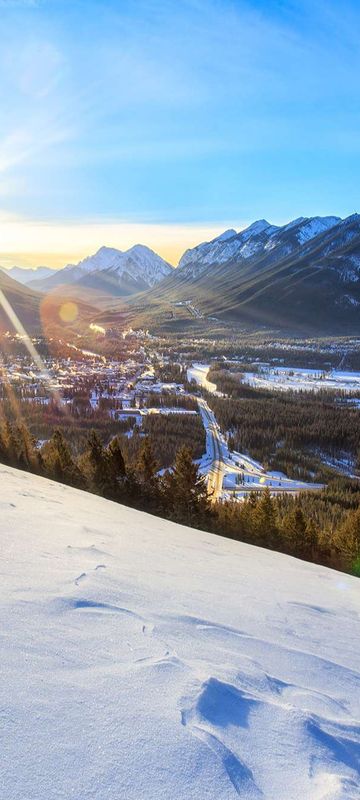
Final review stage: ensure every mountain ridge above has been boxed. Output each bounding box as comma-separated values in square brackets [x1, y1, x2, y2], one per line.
[138, 213, 360, 332]
[30, 244, 174, 295]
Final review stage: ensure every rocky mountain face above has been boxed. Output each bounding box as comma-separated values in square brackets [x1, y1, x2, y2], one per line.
[147, 214, 360, 332]
[177, 216, 341, 276]
[5, 214, 360, 333]
[29, 245, 174, 296]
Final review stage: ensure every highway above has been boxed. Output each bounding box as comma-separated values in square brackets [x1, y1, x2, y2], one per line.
[198, 398, 324, 502]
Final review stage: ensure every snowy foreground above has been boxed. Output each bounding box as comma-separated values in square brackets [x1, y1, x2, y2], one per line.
[1, 466, 360, 800]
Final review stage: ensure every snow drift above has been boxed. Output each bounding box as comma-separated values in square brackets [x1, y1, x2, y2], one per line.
[1, 465, 359, 799]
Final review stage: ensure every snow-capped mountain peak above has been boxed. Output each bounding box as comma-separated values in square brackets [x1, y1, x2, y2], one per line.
[294, 216, 341, 244]
[46, 244, 174, 290]
[242, 219, 273, 236]
[106, 244, 173, 286]
[216, 228, 237, 241]
[178, 219, 278, 274]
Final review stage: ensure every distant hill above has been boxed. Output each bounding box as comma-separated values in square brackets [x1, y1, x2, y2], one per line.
[0, 270, 42, 333]
[0, 270, 97, 336]
[1, 265, 56, 285]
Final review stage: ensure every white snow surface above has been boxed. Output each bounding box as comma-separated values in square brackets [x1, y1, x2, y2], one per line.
[242, 366, 360, 394]
[1, 465, 360, 800]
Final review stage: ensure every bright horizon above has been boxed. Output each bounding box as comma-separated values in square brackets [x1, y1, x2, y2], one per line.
[0, 217, 250, 269]
[1, 0, 360, 268]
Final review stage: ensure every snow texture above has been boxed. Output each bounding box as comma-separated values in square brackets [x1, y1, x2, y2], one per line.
[1, 465, 359, 800]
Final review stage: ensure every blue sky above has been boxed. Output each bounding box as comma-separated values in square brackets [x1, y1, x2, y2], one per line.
[0, 0, 359, 266]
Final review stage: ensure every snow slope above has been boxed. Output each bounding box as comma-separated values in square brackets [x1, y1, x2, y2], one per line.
[1, 465, 359, 800]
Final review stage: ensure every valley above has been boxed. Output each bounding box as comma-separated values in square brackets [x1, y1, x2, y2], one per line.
[1, 214, 360, 577]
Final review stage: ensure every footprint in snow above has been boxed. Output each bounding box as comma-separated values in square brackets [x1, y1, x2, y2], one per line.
[75, 572, 87, 586]
[74, 564, 106, 585]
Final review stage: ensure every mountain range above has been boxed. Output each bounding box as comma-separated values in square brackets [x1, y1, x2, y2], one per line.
[144, 213, 360, 332]
[1, 213, 360, 334]
[28, 244, 174, 296]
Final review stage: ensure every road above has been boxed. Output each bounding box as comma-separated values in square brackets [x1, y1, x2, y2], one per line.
[198, 398, 324, 502]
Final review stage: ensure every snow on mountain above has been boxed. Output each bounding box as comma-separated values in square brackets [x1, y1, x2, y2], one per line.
[106, 244, 174, 286]
[1, 265, 56, 284]
[60, 246, 124, 281]
[1, 465, 359, 800]
[178, 220, 278, 275]
[293, 216, 341, 244]
[262, 216, 341, 256]
[48, 245, 173, 289]
[216, 228, 237, 241]
[177, 217, 342, 277]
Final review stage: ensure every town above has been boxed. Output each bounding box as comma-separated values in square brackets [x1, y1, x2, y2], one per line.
[3, 329, 357, 501]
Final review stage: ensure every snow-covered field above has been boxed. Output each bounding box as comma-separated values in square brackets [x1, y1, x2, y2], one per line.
[242, 367, 360, 393]
[1, 466, 360, 799]
[187, 363, 221, 395]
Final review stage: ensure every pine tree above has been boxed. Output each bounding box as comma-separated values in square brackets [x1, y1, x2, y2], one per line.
[42, 430, 84, 487]
[106, 436, 128, 501]
[17, 424, 41, 472]
[80, 431, 115, 497]
[254, 489, 280, 549]
[107, 436, 126, 479]
[163, 445, 210, 527]
[3, 421, 20, 467]
[282, 505, 307, 557]
[333, 506, 360, 573]
[136, 437, 158, 484]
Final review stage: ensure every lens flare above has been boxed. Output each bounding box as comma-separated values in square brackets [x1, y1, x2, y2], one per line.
[59, 301, 78, 323]
[0, 289, 66, 411]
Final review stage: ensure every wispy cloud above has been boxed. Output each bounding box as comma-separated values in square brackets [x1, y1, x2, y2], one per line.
[0, 0, 359, 237]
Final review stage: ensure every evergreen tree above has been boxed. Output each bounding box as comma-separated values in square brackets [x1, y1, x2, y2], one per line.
[134, 437, 161, 511]
[254, 489, 280, 549]
[333, 506, 360, 572]
[163, 444, 210, 527]
[80, 430, 115, 497]
[107, 436, 126, 479]
[282, 505, 307, 557]
[136, 437, 158, 484]
[17, 424, 41, 472]
[3, 421, 21, 467]
[42, 430, 84, 487]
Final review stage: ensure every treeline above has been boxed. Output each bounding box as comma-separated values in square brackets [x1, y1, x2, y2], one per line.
[2, 399, 128, 457]
[145, 392, 198, 410]
[0, 419, 359, 575]
[213, 488, 360, 575]
[118, 413, 205, 469]
[206, 368, 360, 478]
[0, 419, 210, 526]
